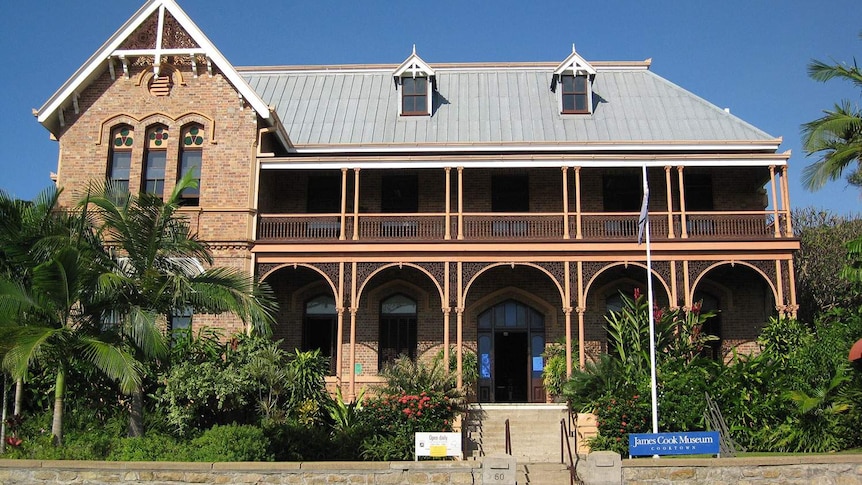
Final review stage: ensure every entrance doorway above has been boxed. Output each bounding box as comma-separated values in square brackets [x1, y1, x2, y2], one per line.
[494, 331, 528, 402]
[477, 300, 545, 403]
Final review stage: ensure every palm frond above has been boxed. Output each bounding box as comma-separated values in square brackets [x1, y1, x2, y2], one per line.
[1, 326, 63, 379]
[78, 336, 144, 394]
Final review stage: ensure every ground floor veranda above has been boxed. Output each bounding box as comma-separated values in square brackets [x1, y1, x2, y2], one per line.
[256, 255, 797, 403]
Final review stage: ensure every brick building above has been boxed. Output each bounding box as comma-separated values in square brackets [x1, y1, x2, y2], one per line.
[37, 0, 798, 403]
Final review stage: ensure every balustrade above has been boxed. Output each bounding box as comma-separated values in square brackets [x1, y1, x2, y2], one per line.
[257, 211, 786, 243]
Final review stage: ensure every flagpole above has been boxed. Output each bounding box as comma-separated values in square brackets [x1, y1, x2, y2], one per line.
[640, 165, 659, 435]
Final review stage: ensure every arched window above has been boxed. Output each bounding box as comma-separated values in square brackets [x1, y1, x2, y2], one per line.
[304, 294, 338, 374]
[178, 124, 204, 205]
[143, 125, 169, 197]
[379, 294, 417, 369]
[108, 125, 134, 193]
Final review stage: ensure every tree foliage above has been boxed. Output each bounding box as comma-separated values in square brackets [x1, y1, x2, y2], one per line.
[792, 208, 862, 322]
[801, 36, 862, 191]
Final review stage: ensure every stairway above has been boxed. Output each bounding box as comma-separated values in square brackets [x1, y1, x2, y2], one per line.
[464, 403, 574, 483]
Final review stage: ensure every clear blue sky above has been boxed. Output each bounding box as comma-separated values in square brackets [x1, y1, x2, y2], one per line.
[1, 0, 859, 214]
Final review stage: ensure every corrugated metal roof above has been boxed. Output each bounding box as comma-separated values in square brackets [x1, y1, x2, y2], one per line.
[241, 66, 775, 146]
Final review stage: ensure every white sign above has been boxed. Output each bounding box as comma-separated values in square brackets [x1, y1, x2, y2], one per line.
[414, 432, 462, 460]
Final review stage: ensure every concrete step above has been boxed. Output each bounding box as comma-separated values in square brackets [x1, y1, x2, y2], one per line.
[518, 462, 572, 485]
[465, 403, 571, 463]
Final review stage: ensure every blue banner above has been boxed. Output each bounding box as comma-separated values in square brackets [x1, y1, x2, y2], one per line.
[628, 431, 720, 457]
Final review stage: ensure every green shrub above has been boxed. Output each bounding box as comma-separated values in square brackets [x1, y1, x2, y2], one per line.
[590, 392, 651, 455]
[107, 433, 186, 461]
[262, 420, 335, 461]
[188, 424, 272, 462]
[542, 339, 571, 400]
[360, 433, 413, 461]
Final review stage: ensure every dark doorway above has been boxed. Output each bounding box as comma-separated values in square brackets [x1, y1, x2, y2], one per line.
[494, 331, 528, 402]
[303, 295, 338, 375]
[477, 299, 545, 403]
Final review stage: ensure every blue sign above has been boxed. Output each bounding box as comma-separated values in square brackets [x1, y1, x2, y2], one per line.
[628, 431, 720, 457]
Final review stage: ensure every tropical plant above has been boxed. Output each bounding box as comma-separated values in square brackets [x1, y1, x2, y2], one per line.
[792, 208, 862, 321]
[800, 40, 862, 191]
[542, 338, 572, 400]
[83, 173, 277, 436]
[0, 242, 142, 445]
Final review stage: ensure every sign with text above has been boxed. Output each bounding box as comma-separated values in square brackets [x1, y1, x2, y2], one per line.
[628, 431, 720, 457]
[415, 432, 462, 460]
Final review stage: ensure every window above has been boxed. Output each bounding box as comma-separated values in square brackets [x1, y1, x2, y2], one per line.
[178, 124, 204, 205]
[401, 77, 428, 115]
[561, 74, 589, 114]
[381, 174, 418, 213]
[693, 292, 722, 361]
[143, 125, 168, 197]
[379, 294, 417, 369]
[304, 295, 338, 374]
[108, 126, 133, 193]
[307, 175, 341, 213]
[684, 174, 714, 211]
[602, 174, 641, 212]
[169, 307, 193, 343]
[393, 48, 435, 117]
[552, 48, 596, 115]
[492, 175, 529, 212]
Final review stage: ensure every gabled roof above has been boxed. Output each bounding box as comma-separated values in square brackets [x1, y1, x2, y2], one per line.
[36, 0, 289, 147]
[240, 62, 779, 148]
[553, 46, 597, 77]
[392, 46, 436, 79]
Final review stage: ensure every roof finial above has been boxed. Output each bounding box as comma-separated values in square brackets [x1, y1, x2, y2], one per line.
[572, 43, 576, 53]
[412, 44, 417, 55]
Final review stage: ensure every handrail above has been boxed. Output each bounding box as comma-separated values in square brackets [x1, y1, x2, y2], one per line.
[560, 418, 580, 485]
[504, 418, 512, 456]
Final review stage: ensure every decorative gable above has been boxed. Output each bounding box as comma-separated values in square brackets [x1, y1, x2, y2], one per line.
[37, 0, 290, 149]
[551, 45, 597, 115]
[392, 46, 436, 116]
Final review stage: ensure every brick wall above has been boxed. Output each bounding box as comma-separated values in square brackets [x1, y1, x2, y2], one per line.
[55, 63, 259, 336]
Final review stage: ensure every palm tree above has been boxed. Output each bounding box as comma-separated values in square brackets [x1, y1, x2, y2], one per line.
[800, 49, 862, 191]
[0, 213, 142, 445]
[85, 173, 277, 436]
[0, 187, 87, 435]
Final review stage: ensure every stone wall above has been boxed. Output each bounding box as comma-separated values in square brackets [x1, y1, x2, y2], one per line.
[0, 460, 478, 484]
[621, 455, 862, 484]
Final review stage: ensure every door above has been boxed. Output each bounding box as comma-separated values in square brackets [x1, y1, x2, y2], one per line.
[477, 300, 545, 403]
[494, 331, 528, 402]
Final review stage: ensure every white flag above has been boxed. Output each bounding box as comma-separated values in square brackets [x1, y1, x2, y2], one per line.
[637, 167, 649, 245]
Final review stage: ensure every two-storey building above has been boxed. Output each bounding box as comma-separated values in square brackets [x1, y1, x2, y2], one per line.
[36, 0, 798, 403]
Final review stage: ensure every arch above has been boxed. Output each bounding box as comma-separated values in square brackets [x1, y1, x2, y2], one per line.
[134, 64, 187, 88]
[463, 262, 565, 309]
[98, 114, 140, 145]
[583, 262, 671, 305]
[290, 280, 338, 313]
[260, 263, 338, 303]
[97, 112, 216, 145]
[356, 263, 444, 309]
[176, 112, 216, 144]
[139, 113, 177, 130]
[366, 279, 432, 313]
[690, 261, 778, 308]
[691, 278, 734, 311]
[470, 286, 558, 328]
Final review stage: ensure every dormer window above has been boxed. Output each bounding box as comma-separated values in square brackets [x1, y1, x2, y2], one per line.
[561, 74, 589, 114]
[393, 46, 435, 117]
[552, 46, 597, 115]
[401, 77, 428, 115]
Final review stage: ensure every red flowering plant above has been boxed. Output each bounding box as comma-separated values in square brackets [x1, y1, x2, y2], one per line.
[364, 390, 457, 437]
[358, 356, 466, 460]
[590, 392, 651, 455]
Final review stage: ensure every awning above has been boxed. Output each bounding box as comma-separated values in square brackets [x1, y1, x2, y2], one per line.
[850, 338, 862, 362]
